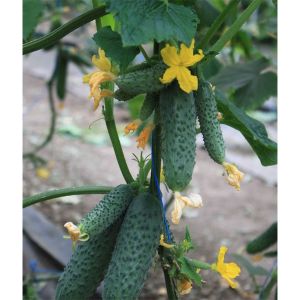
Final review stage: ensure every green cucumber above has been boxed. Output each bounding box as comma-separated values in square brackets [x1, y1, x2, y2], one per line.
[56, 51, 69, 100]
[55, 219, 122, 300]
[160, 83, 197, 191]
[79, 184, 135, 237]
[140, 93, 157, 121]
[115, 63, 166, 96]
[195, 68, 225, 164]
[113, 89, 136, 102]
[103, 192, 163, 300]
[246, 222, 277, 254]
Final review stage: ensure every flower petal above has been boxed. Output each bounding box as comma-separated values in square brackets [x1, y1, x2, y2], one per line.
[225, 263, 241, 278]
[180, 193, 203, 208]
[160, 66, 178, 84]
[176, 66, 198, 93]
[92, 49, 111, 72]
[223, 276, 239, 289]
[179, 39, 203, 67]
[217, 246, 227, 268]
[171, 193, 185, 224]
[160, 44, 181, 67]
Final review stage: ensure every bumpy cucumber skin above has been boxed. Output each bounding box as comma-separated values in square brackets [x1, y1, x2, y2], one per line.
[115, 63, 166, 95]
[160, 83, 197, 191]
[79, 184, 135, 237]
[56, 52, 68, 100]
[195, 80, 225, 164]
[246, 222, 277, 254]
[140, 93, 157, 121]
[114, 89, 136, 102]
[103, 193, 163, 300]
[55, 219, 122, 300]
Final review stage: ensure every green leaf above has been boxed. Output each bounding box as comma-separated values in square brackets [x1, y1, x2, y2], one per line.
[108, 0, 199, 46]
[178, 256, 202, 285]
[184, 226, 192, 244]
[127, 94, 145, 120]
[231, 254, 269, 276]
[259, 269, 277, 300]
[210, 58, 269, 90]
[23, 0, 43, 41]
[234, 72, 277, 110]
[216, 91, 277, 166]
[194, 0, 219, 29]
[202, 58, 223, 79]
[93, 27, 140, 71]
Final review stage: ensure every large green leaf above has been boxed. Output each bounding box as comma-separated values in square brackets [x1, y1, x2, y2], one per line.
[216, 91, 277, 166]
[194, 0, 219, 29]
[234, 72, 277, 110]
[210, 58, 269, 90]
[23, 0, 43, 41]
[93, 27, 140, 71]
[107, 0, 199, 46]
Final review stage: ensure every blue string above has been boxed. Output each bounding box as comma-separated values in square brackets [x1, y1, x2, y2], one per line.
[151, 133, 172, 242]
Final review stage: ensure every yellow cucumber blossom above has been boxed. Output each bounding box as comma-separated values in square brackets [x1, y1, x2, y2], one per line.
[136, 123, 155, 149]
[83, 49, 115, 111]
[177, 278, 193, 295]
[171, 192, 203, 225]
[222, 162, 244, 191]
[64, 222, 81, 242]
[159, 234, 174, 249]
[211, 246, 241, 289]
[124, 119, 142, 135]
[160, 39, 204, 93]
[36, 166, 50, 180]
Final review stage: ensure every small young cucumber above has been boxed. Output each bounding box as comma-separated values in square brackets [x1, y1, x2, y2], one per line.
[79, 184, 135, 238]
[115, 63, 166, 96]
[160, 83, 197, 191]
[56, 51, 69, 100]
[195, 75, 225, 164]
[246, 222, 277, 254]
[55, 218, 122, 300]
[103, 192, 163, 300]
[139, 93, 157, 121]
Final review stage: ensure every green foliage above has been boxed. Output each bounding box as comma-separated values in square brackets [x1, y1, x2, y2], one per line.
[127, 94, 145, 120]
[193, 0, 219, 29]
[103, 192, 162, 300]
[160, 83, 196, 191]
[140, 93, 157, 121]
[210, 58, 277, 110]
[177, 256, 202, 285]
[23, 0, 43, 41]
[107, 0, 199, 46]
[93, 27, 140, 71]
[55, 219, 122, 300]
[195, 76, 225, 164]
[216, 91, 277, 166]
[231, 254, 269, 276]
[246, 222, 277, 254]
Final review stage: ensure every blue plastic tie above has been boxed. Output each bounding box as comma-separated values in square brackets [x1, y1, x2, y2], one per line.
[151, 133, 172, 242]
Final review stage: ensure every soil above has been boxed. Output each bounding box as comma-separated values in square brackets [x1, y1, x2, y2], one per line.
[23, 47, 277, 299]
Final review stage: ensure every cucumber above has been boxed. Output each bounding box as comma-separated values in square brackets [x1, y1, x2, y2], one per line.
[160, 83, 196, 191]
[56, 51, 69, 100]
[103, 192, 163, 300]
[195, 71, 225, 164]
[79, 184, 135, 238]
[246, 222, 277, 254]
[113, 89, 136, 102]
[115, 63, 166, 96]
[55, 219, 122, 300]
[140, 93, 157, 121]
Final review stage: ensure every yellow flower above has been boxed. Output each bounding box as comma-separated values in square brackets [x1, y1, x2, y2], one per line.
[222, 162, 244, 191]
[136, 123, 155, 149]
[177, 278, 193, 295]
[211, 246, 241, 289]
[160, 39, 204, 93]
[64, 222, 81, 242]
[171, 192, 203, 225]
[124, 119, 142, 135]
[83, 49, 115, 111]
[159, 234, 174, 249]
[36, 167, 50, 180]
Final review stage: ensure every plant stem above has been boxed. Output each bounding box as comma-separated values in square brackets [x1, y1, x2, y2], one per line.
[23, 6, 106, 54]
[200, 0, 240, 49]
[210, 0, 263, 53]
[92, 1, 134, 184]
[23, 185, 113, 208]
[23, 62, 58, 159]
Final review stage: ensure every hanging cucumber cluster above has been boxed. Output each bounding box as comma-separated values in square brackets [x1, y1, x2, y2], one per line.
[114, 61, 227, 193]
[56, 184, 163, 300]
